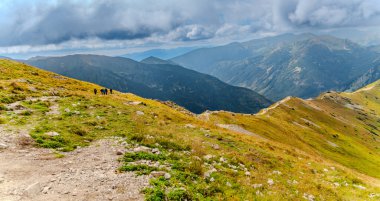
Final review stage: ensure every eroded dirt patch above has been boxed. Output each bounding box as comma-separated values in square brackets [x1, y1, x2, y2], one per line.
[0, 138, 149, 201]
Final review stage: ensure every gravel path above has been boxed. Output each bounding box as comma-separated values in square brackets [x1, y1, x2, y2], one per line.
[0, 136, 149, 201]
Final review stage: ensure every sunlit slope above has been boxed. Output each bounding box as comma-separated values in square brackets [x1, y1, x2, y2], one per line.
[1, 59, 379, 200]
[207, 81, 380, 179]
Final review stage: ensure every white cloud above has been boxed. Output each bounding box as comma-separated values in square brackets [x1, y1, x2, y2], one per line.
[1, 0, 380, 57]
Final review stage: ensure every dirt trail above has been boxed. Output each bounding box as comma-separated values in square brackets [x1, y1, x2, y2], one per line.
[257, 96, 291, 115]
[216, 124, 265, 139]
[0, 96, 149, 201]
[0, 137, 149, 201]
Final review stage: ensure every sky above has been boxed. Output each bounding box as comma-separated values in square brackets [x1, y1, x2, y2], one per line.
[1, 0, 380, 59]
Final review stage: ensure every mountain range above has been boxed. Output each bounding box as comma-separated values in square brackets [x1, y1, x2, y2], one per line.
[121, 47, 199, 61]
[7, 33, 380, 113]
[25, 55, 271, 114]
[172, 33, 380, 101]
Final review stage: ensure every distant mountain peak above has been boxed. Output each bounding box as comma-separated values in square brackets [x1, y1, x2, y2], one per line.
[141, 56, 178, 65]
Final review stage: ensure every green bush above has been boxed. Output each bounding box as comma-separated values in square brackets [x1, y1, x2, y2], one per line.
[70, 126, 88, 136]
[119, 164, 158, 175]
[158, 140, 190, 151]
[0, 94, 26, 104]
[145, 187, 165, 201]
[130, 133, 145, 142]
[124, 152, 166, 162]
[41, 140, 63, 149]
[167, 188, 191, 201]
[0, 104, 7, 110]
[20, 110, 32, 116]
[186, 159, 203, 176]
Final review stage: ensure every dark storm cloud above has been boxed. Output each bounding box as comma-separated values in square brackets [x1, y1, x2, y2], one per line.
[0, 0, 380, 50]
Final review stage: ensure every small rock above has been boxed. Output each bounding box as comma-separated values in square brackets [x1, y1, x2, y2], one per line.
[267, 179, 274, 186]
[25, 182, 41, 196]
[125, 101, 142, 106]
[226, 182, 232, 187]
[64, 108, 71, 113]
[0, 142, 8, 149]
[369, 193, 379, 198]
[133, 146, 150, 152]
[28, 87, 37, 92]
[42, 186, 50, 194]
[185, 124, 196, 128]
[245, 171, 251, 176]
[203, 154, 214, 160]
[323, 168, 329, 172]
[303, 193, 315, 201]
[212, 144, 220, 150]
[45, 131, 60, 137]
[204, 168, 217, 178]
[151, 171, 166, 177]
[219, 157, 227, 163]
[287, 180, 298, 185]
[272, 170, 282, 175]
[333, 182, 340, 187]
[353, 184, 366, 190]
[116, 150, 123, 155]
[152, 148, 160, 154]
[164, 173, 171, 180]
[253, 184, 263, 189]
[210, 177, 215, 182]
[256, 190, 263, 196]
[136, 111, 144, 115]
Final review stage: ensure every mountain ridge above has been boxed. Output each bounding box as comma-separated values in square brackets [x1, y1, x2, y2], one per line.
[25, 54, 272, 114]
[172, 33, 380, 101]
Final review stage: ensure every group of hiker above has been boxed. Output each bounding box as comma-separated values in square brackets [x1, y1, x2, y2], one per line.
[94, 88, 113, 95]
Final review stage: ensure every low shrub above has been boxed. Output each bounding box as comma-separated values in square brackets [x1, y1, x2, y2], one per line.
[124, 151, 166, 162]
[158, 140, 191, 151]
[119, 164, 158, 175]
[70, 126, 88, 136]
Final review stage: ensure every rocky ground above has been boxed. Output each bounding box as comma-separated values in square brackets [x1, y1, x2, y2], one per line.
[0, 131, 149, 201]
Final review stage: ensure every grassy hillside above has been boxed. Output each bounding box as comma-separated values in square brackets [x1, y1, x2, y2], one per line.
[0, 59, 379, 200]
[206, 82, 380, 179]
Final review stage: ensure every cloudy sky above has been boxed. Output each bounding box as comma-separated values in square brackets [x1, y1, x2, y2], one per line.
[1, 0, 380, 59]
